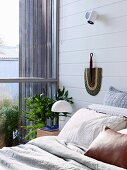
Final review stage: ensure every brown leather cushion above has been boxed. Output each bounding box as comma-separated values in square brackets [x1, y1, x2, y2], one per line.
[85, 126, 127, 169]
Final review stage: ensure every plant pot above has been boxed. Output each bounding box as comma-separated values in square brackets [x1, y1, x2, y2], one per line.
[45, 116, 59, 130]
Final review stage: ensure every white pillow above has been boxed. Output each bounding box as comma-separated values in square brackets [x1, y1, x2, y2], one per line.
[58, 108, 127, 149]
[88, 104, 127, 117]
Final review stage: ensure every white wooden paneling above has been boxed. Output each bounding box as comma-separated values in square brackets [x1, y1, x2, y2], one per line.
[60, 0, 125, 18]
[59, 75, 84, 88]
[59, 64, 86, 76]
[59, 0, 127, 111]
[74, 100, 92, 110]
[60, 47, 127, 64]
[59, 76, 127, 91]
[60, 0, 127, 29]
[60, 16, 127, 41]
[60, 62, 127, 77]
[60, 0, 80, 7]
[102, 77, 127, 91]
[60, 31, 127, 52]
[66, 87, 106, 103]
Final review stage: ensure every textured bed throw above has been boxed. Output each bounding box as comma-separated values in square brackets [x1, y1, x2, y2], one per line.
[0, 136, 125, 170]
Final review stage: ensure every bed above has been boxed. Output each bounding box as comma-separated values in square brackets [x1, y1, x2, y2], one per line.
[0, 86, 127, 170]
[0, 106, 127, 170]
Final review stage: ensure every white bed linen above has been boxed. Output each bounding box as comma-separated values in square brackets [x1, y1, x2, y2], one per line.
[0, 136, 125, 170]
[58, 108, 127, 149]
[88, 104, 127, 117]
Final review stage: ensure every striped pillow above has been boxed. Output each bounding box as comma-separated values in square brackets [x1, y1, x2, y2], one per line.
[103, 86, 127, 108]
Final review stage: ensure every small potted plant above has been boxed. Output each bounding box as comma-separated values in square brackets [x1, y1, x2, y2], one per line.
[52, 87, 74, 129]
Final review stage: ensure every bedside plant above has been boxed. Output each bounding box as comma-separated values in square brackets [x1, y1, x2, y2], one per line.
[55, 87, 73, 104]
[46, 87, 74, 129]
[22, 87, 74, 140]
[55, 87, 73, 117]
[22, 95, 55, 140]
[51, 100, 73, 130]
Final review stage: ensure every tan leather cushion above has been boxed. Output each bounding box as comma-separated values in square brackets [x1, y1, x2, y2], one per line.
[85, 126, 127, 169]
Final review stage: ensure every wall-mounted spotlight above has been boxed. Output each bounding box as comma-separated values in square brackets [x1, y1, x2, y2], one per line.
[85, 11, 98, 25]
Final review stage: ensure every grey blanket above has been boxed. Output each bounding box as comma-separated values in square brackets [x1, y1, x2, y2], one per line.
[0, 136, 125, 170]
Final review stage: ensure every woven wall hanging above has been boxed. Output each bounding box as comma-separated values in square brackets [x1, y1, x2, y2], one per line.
[84, 53, 102, 96]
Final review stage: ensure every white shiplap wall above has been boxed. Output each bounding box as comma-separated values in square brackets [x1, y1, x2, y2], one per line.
[59, 0, 127, 111]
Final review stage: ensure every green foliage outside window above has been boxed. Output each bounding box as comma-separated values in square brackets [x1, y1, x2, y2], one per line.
[0, 99, 19, 146]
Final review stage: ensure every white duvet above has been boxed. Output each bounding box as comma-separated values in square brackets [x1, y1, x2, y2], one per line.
[0, 136, 125, 170]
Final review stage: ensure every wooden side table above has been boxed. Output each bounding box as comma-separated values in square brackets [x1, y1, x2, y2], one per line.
[37, 129, 60, 138]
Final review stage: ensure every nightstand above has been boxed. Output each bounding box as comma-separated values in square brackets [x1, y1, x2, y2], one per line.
[37, 129, 60, 137]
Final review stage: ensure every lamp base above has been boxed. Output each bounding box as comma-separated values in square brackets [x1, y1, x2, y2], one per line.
[59, 116, 67, 130]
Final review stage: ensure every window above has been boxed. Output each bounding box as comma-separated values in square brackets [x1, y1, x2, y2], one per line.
[0, 0, 19, 108]
[0, 0, 59, 138]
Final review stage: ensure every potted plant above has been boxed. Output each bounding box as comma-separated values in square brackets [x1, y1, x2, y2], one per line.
[22, 87, 73, 140]
[45, 87, 74, 130]
[22, 95, 55, 140]
[52, 87, 74, 129]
